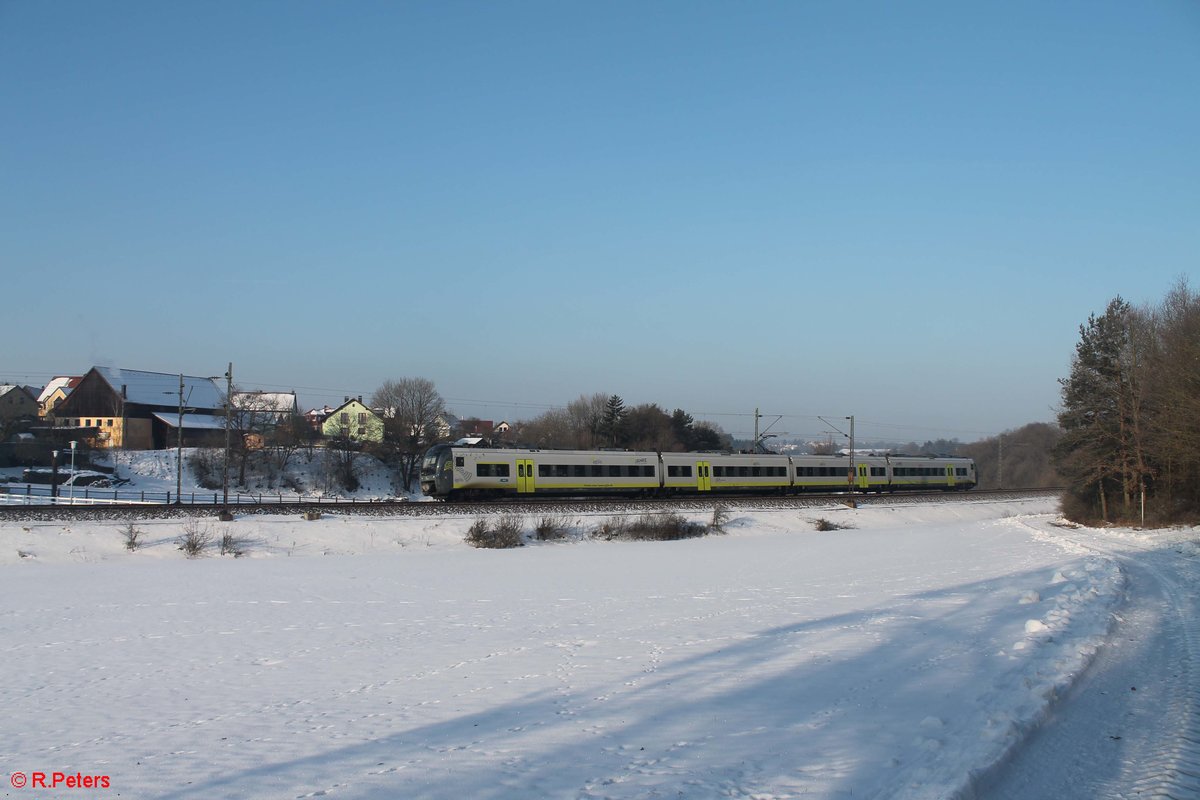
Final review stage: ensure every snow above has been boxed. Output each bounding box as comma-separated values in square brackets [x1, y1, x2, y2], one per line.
[92, 367, 225, 410]
[2, 448, 412, 503]
[3, 496, 1187, 799]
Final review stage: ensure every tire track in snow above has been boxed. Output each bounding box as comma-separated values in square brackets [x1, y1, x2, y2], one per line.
[980, 520, 1200, 800]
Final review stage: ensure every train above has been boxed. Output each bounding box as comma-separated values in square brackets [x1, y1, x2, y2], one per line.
[419, 444, 977, 500]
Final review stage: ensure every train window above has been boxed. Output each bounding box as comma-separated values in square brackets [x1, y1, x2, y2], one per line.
[456, 457, 464, 467]
[713, 466, 725, 477]
[477, 463, 511, 478]
[555, 464, 570, 477]
[538, 465, 550, 477]
[681, 465, 692, 477]
[574, 465, 587, 477]
[871, 467, 885, 477]
[590, 465, 603, 477]
[608, 465, 621, 477]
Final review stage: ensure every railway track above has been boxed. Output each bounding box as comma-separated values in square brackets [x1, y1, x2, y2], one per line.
[0, 488, 1061, 522]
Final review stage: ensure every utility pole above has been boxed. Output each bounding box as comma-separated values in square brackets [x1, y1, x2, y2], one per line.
[222, 362, 233, 520]
[752, 408, 783, 453]
[818, 414, 855, 492]
[848, 415, 855, 491]
[998, 434, 1003, 490]
[68, 440, 77, 504]
[176, 373, 184, 504]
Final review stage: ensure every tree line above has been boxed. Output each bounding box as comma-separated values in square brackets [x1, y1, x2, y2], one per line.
[330, 385, 734, 493]
[225, 282, 1200, 513]
[1054, 279, 1200, 524]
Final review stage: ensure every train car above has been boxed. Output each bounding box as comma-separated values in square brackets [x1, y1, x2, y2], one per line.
[885, 455, 976, 491]
[659, 452, 791, 494]
[419, 445, 660, 500]
[420, 444, 978, 500]
[792, 454, 863, 492]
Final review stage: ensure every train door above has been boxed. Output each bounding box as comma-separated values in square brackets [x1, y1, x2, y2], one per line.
[945, 465, 956, 488]
[696, 461, 711, 492]
[516, 459, 536, 494]
[857, 463, 870, 490]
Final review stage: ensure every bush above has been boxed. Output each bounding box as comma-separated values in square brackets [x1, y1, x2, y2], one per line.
[709, 505, 731, 534]
[187, 449, 224, 491]
[122, 521, 143, 551]
[534, 516, 572, 541]
[178, 518, 213, 557]
[595, 513, 705, 541]
[219, 530, 249, 557]
[465, 516, 525, 549]
[812, 517, 852, 532]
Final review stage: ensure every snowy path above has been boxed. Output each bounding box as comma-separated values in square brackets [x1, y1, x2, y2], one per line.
[978, 520, 1200, 800]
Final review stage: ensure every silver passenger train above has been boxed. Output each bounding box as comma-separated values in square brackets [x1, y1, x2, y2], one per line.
[419, 445, 976, 500]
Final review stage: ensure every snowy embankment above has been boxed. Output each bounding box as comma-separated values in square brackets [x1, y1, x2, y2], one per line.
[0, 446, 409, 503]
[1, 498, 1126, 799]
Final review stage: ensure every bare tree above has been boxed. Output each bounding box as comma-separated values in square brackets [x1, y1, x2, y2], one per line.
[566, 393, 609, 448]
[322, 417, 360, 493]
[371, 378, 446, 492]
[1142, 278, 1200, 516]
[512, 408, 574, 449]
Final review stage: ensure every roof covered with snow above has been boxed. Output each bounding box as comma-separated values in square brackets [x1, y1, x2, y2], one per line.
[37, 376, 81, 404]
[93, 367, 225, 410]
[232, 391, 298, 413]
[1, 384, 35, 400]
[150, 412, 230, 430]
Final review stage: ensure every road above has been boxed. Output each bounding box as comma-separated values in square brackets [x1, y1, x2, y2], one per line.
[978, 519, 1200, 799]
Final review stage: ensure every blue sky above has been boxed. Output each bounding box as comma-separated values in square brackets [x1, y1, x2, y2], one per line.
[3, 1, 1197, 443]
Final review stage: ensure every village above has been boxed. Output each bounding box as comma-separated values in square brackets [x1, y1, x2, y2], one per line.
[0, 366, 513, 499]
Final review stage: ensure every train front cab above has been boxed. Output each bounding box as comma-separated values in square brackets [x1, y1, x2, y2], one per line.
[419, 444, 455, 498]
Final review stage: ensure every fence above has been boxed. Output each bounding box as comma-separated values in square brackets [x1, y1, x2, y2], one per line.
[0, 484, 385, 507]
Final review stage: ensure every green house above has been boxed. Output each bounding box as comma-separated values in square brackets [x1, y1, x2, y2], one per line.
[321, 396, 384, 443]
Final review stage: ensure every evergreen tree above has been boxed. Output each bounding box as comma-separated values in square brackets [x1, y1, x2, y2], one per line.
[600, 394, 626, 447]
[670, 408, 696, 450]
[1054, 297, 1147, 521]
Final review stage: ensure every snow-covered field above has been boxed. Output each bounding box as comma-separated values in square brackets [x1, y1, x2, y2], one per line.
[6, 496, 1192, 799]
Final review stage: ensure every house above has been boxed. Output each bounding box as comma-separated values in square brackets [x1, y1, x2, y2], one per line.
[458, 418, 495, 437]
[321, 396, 384, 444]
[305, 405, 335, 432]
[37, 376, 82, 417]
[432, 413, 459, 440]
[231, 390, 300, 428]
[494, 421, 512, 434]
[0, 384, 39, 424]
[52, 367, 226, 449]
